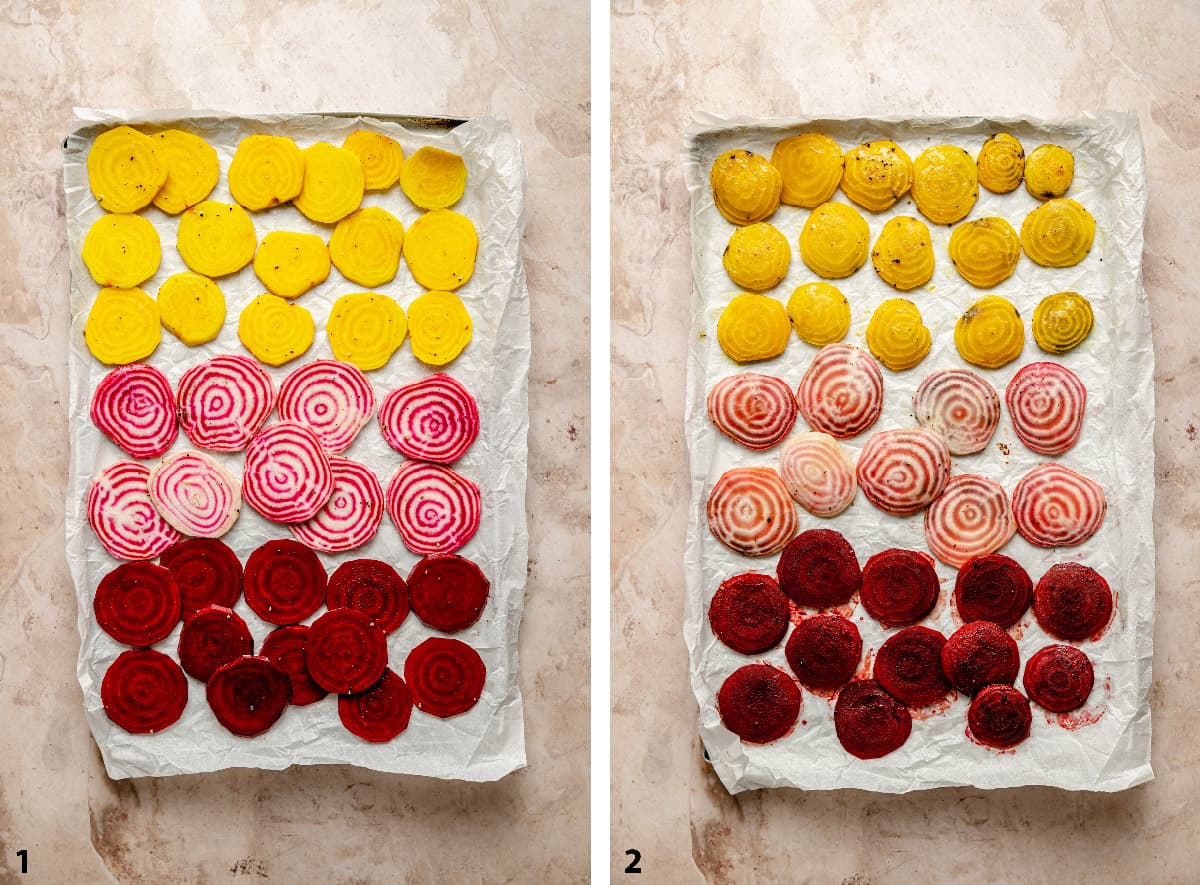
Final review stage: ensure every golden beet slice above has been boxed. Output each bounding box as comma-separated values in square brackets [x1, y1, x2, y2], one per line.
[87, 125, 167, 213]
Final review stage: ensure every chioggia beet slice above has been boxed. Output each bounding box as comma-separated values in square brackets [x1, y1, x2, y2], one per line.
[90, 363, 178, 459]
[705, 372, 797, 451]
[378, 373, 480, 464]
[88, 460, 182, 560]
[912, 368, 999, 456]
[176, 354, 275, 452]
[147, 450, 241, 538]
[856, 428, 951, 516]
[705, 467, 798, 557]
[386, 461, 482, 555]
[1011, 463, 1106, 547]
[242, 421, 334, 523]
[795, 344, 884, 439]
[277, 359, 376, 454]
[923, 474, 1014, 568]
[288, 457, 384, 554]
[1005, 361, 1087, 455]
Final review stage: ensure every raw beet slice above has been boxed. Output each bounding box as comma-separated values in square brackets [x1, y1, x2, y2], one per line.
[288, 457, 384, 554]
[784, 614, 862, 690]
[327, 558, 410, 634]
[339, 668, 414, 742]
[407, 554, 490, 634]
[776, 528, 862, 608]
[705, 372, 797, 451]
[147, 450, 242, 538]
[795, 344, 884, 439]
[277, 359, 376, 454]
[176, 354, 275, 452]
[874, 626, 952, 707]
[159, 538, 243, 617]
[94, 562, 182, 647]
[833, 678, 912, 759]
[715, 663, 801, 744]
[305, 609, 389, 694]
[954, 554, 1032, 629]
[242, 421, 334, 523]
[855, 428, 951, 516]
[177, 604, 254, 681]
[243, 539, 328, 625]
[101, 649, 188, 734]
[90, 363, 178, 459]
[259, 625, 328, 706]
[706, 467, 799, 557]
[941, 621, 1020, 695]
[378, 373, 480, 464]
[386, 461, 482, 556]
[860, 548, 939, 627]
[1033, 563, 1113, 641]
[1023, 644, 1095, 712]
[404, 637, 486, 718]
[207, 655, 292, 737]
[707, 572, 789, 655]
[87, 460, 182, 560]
[967, 684, 1032, 749]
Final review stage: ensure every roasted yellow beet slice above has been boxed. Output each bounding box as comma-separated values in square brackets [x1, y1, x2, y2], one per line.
[407, 290, 473, 367]
[81, 213, 161, 288]
[227, 135, 305, 210]
[87, 126, 167, 214]
[1032, 291, 1094, 354]
[342, 130, 404, 191]
[1024, 144, 1074, 200]
[403, 209, 478, 290]
[157, 272, 226, 346]
[955, 295, 1024, 369]
[716, 293, 790, 363]
[401, 146, 468, 210]
[151, 129, 219, 214]
[841, 140, 912, 212]
[871, 216, 935, 290]
[722, 222, 790, 291]
[912, 145, 978, 225]
[293, 142, 365, 224]
[799, 202, 870, 279]
[786, 282, 850, 346]
[866, 298, 931, 371]
[771, 133, 844, 208]
[237, 293, 314, 366]
[176, 200, 256, 278]
[709, 149, 782, 225]
[326, 292, 408, 371]
[947, 217, 1021, 288]
[84, 287, 161, 365]
[329, 207, 405, 288]
[1020, 198, 1095, 268]
[252, 231, 331, 299]
[977, 133, 1025, 194]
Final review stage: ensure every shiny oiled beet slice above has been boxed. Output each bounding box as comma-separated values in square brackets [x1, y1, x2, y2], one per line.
[101, 649, 188, 734]
[243, 539, 328, 625]
[1023, 644, 1095, 713]
[967, 684, 1032, 749]
[776, 529, 862, 608]
[859, 548, 939, 627]
[327, 559, 410, 634]
[954, 554, 1033, 629]
[407, 554, 490, 634]
[259, 625, 328, 706]
[941, 621, 1020, 696]
[339, 668, 414, 742]
[785, 614, 861, 690]
[707, 573, 789, 655]
[94, 562, 182, 647]
[874, 626, 952, 707]
[404, 637, 486, 718]
[206, 655, 292, 737]
[1033, 563, 1113, 641]
[715, 663, 801, 744]
[834, 679, 912, 759]
[159, 538, 243, 617]
[305, 609, 389, 694]
[177, 604, 254, 682]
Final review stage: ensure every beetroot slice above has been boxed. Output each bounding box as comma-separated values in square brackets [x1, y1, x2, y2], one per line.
[941, 621, 1020, 696]
[860, 548, 939, 627]
[874, 626, 952, 707]
[715, 663, 801, 744]
[954, 554, 1032, 629]
[339, 668, 414, 742]
[243, 539, 328, 626]
[206, 655, 292, 737]
[967, 685, 1032, 749]
[259, 625, 328, 706]
[1033, 563, 1113, 641]
[327, 558, 410, 634]
[305, 609, 389, 694]
[707, 573, 789, 655]
[1023, 644, 1095, 713]
[785, 614, 862, 690]
[94, 562, 182, 647]
[404, 637, 486, 718]
[407, 554, 490, 634]
[159, 537, 243, 617]
[834, 679, 912, 759]
[101, 649, 188, 734]
[776, 528, 862, 608]
[177, 604, 254, 682]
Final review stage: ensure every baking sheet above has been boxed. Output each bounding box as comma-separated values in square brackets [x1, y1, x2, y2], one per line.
[683, 113, 1153, 794]
[64, 109, 529, 780]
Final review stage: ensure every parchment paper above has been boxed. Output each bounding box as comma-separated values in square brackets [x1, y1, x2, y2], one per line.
[683, 113, 1153, 794]
[64, 109, 529, 781]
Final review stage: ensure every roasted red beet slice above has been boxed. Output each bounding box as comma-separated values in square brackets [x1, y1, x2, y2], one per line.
[305, 609, 389, 694]
[206, 655, 292, 737]
[874, 626, 953, 707]
[159, 537, 243, 617]
[327, 559, 410, 634]
[1033, 563, 1113, 641]
[860, 548, 939, 627]
[941, 621, 1020, 695]
[259, 625, 328, 706]
[339, 668, 414, 742]
[101, 649, 188, 734]
[407, 554, 490, 634]
[954, 554, 1032, 629]
[967, 684, 1032, 749]
[94, 562, 182, 647]
[776, 528, 862, 608]
[834, 679, 912, 759]
[715, 663, 801, 744]
[708, 573, 789, 655]
[243, 539, 328, 626]
[177, 604, 254, 682]
[785, 614, 862, 690]
[1023, 644, 1095, 713]
[404, 637, 487, 718]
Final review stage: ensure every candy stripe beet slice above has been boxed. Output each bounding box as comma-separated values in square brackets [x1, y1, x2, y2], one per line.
[777, 432, 857, 517]
[874, 626, 952, 707]
[386, 461, 482, 556]
[954, 554, 1032, 629]
[707, 573, 789, 655]
[1033, 563, 1113, 641]
[90, 364, 178, 459]
[87, 460, 182, 560]
[101, 649, 188, 734]
[147, 450, 242, 538]
[277, 359, 376, 454]
[159, 538, 243, 617]
[716, 663, 801, 744]
[94, 562, 182, 647]
[404, 637, 486, 718]
[856, 428, 951, 516]
[242, 422, 335, 523]
[941, 621, 1020, 695]
[706, 467, 798, 557]
[339, 668, 414, 742]
[923, 475, 1015, 569]
[912, 368, 1000, 456]
[705, 372, 797, 451]
[1005, 361, 1087, 456]
[834, 679, 912, 759]
[795, 344, 884, 439]
[776, 529, 862, 608]
[176, 354, 275, 452]
[1011, 463, 1106, 548]
[207, 655, 292, 737]
[408, 554, 490, 634]
[306, 609, 389, 694]
[177, 604, 254, 681]
[1023, 644, 1095, 712]
[243, 539, 328, 625]
[967, 685, 1032, 749]
[378, 373, 480, 464]
[860, 549, 939, 627]
[785, 614, 862, 690]
[289, 457, 384, 554]
[259, 625, 327, 706]
[327, 559, 410, 634]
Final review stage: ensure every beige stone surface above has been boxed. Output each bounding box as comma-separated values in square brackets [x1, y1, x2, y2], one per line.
[612, 0, 1200, 881]
[0, 1, 589, 881]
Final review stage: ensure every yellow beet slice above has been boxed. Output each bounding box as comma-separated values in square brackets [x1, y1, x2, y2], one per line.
[293, 142, 364, 224]
[1024, 144, 1074, 200]
[151, 129, 219, 214]
[329, 207, 405, 288]
[871, 216, 935, 291]
[841, 140, 912, 212]
[799, 202, 870, 279]
[709, 149, 782, 225]
[786, 282, 850, 346]
[403, 209, 478, 291]
[84, 287, 161, 365]
[157, 272, 226, 346]
[401, 146, 467, 210]
[87, 126, 167, 214]
[912, 145, 978, 225]
[407, 290, 473, 367]
[955, 295, 1024, 369]
[252, 231, 331, 299]
[342, 130, 404, 191]
[1020, 198, 1095, 268]
[1032, 291, 1094, 354]
[227, 135, 305, 211]
[237, 293, 314, 367]
[176, 200, 257, 278]
[866, 298, 931, 371]
[977, 133, 1025, 194]
[722, 222, 790, 291]
[81, 213, 161, 288]
[771, 133, 844, 208]
[947, 217, 1020, 288]
[326, 292, 409, 371]
[716, 293, 790, 363]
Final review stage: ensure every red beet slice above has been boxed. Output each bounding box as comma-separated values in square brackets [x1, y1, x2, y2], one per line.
[707, 572, 789, 655]
[407, 554, 490, 634]
[259, 625, 328, 706]
[305, 609, 389, 694]
[94, 562, 182, 647]
[159, 538, 243, 617]
[339, 668, 414, 742]
[941, 621, 1020, 695]
[404, 637, 486, 718]
[1033, 563, 1113, 641]
[784, 614, 862, 690]
[243, 539, 327, 625]
[834, 678, 912, 759]
[967, 684, 1032, 749]
[206, 655, 292, 737]
[177, 604, 254, 682]
[101, 648, 188, 734]
[1023, 644, 1095, 712]
[860, 548, 939, 627]
[954, 554, 1033, 629]
[776, 528, 862, 608]
[715, 663, 801, 744]
[327, 559, 410, 634]
[874, 626, 952, 707]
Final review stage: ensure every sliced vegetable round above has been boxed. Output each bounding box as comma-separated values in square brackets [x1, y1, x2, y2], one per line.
[151, 129, 219, 214]
[796, 344, 884, 439]
[401, 147, 468, 210]
[923, 474, 1015, 569]
[84, 287, 161, 366]
[707, 572, 789, 655]
[227, 134, 305, 210]
[157, 272, 226, 347]
[243, 539, 328, 626]
[706, 467, 798, 557]
[87, 125, 167, 213]
[705, 373, 796, 451]
[954, 554, 1032, 629]
[716, 663, 801, 744]
[94, 562, 182, 647]
[860, 548, 939, 627]
[403, 210, 478, 291]
[1033, 563, 1113, 641]
[405, 637, 486, 718]
[176, 200, 257, 278]
[326, 292, 408, 372]
[874, 626, 952, 707]
[941, 621, 1020, 696]
[967, 685, 1031, 749]
[327, 558, 410, 634]
[778, 432, 857, 517]
[833, 678, 912, 759]
[82, 213, 161, 288]
[1023, 644, 1095, 712]
[101, 649, 187, 734]
[305, 608, 389, 695]
[277, 360, 376, 454]
[407, 553, 489, 634]
[293, 142, 365, 224]
[785, 614, 862, 691]
[856, 428, 951, 516]
[176, 355, 276, 453]
[207, 655, 292, 737]
[237, 293, 315, 367]
[87, 460, 182, 560]
[159, 538, 243, 617]
[1012, 463, 1107, 548]
[329, 207, 405, 288]
[776, 528, 862, 609]
[378, 373, 480, 463]
[339, 668, 414, 742]
[342, 130, 403, 191]
[259, 625, 328, 706]
[1005, 361, 1087, 456]
[386, 461, 482, 555]
[912, 368, 1000, 456]
[147, 451, 242, 538]
[177, 604, 254, 682]
[289, 457, 384, 554]
[242, 422, 334, 523]
[407, 290, 473, 366]
[90, 364, 178, 459]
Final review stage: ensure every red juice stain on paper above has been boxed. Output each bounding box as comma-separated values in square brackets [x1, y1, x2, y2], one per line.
[1050, 675, 1110, 731]
[911, 691, 957, 721]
